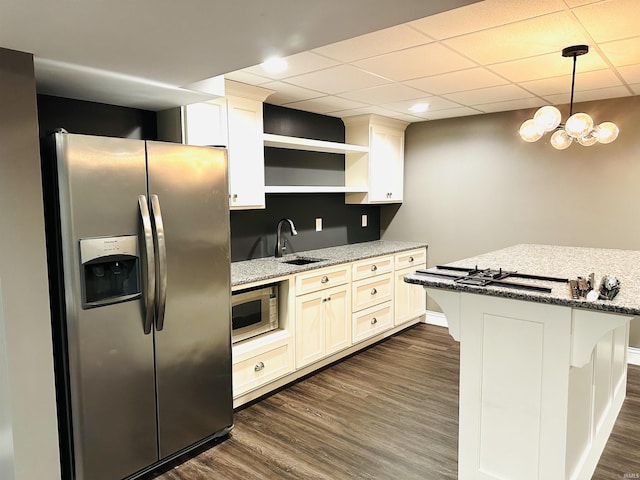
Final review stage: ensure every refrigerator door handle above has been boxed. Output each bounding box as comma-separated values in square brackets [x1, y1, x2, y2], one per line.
[138, 195, 156, 335]
[150, 194, 168, 331]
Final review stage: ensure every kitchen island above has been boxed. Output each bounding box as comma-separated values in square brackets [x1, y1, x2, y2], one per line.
[405, 244, 640, 480]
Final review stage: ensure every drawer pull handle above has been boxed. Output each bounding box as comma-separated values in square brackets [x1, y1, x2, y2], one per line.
[327, 296, 331, 302]
[409, 256, 414, 262]
[371, 317, 378, 325]
[321, 275, 329, 284]
[371, 288, 377, 295]
[254, 362, 265, 372]
[371, 265, 377, 272]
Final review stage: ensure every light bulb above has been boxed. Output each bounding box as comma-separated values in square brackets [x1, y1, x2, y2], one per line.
[261, 57, 288, 74]
[551, 129, 572, 150]
[565, 112, 594, 138]
[519, 119, 543, 142]
[577, 133, 598, 146]
[594, 122, 619, 144]
[533, 106, 561, 132]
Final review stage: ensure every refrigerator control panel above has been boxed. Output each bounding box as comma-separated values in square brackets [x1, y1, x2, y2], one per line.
[79, 235, 141, 309]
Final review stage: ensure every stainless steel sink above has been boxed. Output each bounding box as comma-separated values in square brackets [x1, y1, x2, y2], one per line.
[281, 257, 325, 265]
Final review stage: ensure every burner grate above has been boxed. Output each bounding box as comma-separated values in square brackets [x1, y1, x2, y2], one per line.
[415, 265, 568, 293]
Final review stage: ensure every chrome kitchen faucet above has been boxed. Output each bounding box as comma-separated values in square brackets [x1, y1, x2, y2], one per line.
[275, 218, 297, 257]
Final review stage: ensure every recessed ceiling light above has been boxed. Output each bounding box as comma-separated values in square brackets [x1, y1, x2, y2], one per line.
[261, 57, 288, 74]
[409, 103, 429, 113]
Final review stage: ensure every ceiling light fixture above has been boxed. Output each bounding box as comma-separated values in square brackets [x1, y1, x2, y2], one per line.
[409, 103, 429, 113]
[261, 57, 288, 74]
[518, 45, 619, 149]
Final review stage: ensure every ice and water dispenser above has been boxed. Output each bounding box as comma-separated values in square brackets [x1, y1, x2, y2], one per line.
[79, 235, 141, 308]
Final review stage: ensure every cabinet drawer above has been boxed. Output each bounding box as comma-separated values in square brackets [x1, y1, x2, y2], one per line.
[394, 248, 426, 270]
[352, 273, 393, 312]
[352, 255, 393, 281]
[295, 265, 350, 296]
[352, 301, 393, 344]
[232, 342, 292, 397]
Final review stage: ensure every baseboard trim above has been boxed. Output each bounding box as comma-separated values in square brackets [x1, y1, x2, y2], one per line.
[628, 347, 640, 366]
[423, 310, 448, 328]
[424, 310, 640, 366]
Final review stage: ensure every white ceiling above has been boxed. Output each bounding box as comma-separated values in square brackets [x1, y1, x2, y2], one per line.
[0, 0, 476, 111]
[226, 0, 640, 122]
[2, 0, 638, 123]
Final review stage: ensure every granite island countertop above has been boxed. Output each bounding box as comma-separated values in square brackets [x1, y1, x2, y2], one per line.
[232, 240, 427, 287]
[404, 244, 640, 316]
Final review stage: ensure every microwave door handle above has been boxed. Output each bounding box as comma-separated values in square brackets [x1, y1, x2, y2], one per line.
[138, 195, 156, 335]
[150, 194, 168, 331]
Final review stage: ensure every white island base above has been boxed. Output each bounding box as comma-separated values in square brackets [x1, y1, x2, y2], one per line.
[428, 288, 632, 480]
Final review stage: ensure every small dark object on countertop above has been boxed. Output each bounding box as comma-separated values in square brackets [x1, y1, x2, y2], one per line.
[598, 275, 621, 300]
[569, 273, 595, 299]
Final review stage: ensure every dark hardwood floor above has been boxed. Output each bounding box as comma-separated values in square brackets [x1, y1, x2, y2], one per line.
[151, 324, 640, 480]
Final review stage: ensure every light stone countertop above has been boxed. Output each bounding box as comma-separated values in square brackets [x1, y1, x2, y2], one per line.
[404, 244, 640, 316]
[232, 240, 427, 288]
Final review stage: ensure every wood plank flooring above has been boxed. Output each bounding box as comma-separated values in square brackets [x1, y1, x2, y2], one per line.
[150, 324, 640, 480]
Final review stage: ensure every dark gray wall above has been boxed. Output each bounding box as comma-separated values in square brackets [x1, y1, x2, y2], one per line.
[381, 95, 640, 345]
[37, 94, 157, 140]
[0, 48, 61, 480]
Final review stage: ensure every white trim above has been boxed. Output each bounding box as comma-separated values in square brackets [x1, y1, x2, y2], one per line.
[628, 347, 640, 366]
[424, 309, 448, 328]
[424, 309, 640, 366]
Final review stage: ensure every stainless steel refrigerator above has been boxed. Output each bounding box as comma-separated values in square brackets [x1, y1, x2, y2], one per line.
[44, 132, 233, 480]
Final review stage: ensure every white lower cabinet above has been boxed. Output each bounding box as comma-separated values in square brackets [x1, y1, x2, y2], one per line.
[352, 301, 393, 344]
[295, 283, 351, 368]
[232, 335, 293, 397]
[232, 247, 427, 404]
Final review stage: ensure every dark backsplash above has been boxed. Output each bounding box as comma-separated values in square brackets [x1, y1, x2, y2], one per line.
[230, 194, 380, 262]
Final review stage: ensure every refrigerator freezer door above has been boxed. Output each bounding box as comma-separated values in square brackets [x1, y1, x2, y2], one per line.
[146, 142, 233, 458]
[55, 134, 158, 480]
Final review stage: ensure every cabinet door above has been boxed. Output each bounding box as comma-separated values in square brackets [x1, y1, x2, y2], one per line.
[295, 291, 324, 368]
[324, 285, 351, 355]
[394, 265, 426, 326]
[182, 99, 228, 147]
[226, 96, 265, 209]
[369, 124, 404, 203]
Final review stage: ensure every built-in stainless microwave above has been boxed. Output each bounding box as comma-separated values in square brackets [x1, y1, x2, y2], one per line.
[231, 284, 278, 343]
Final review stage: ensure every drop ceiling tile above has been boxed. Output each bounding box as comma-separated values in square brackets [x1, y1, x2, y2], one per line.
[405, 67, 509, 94]
[409, 0, 565, 40]
[224, 70, 272, 85]
[487, 51, 609, 82]
[380, 96, 461, 114]
[260, 81, 324, 105]
[599, 37, 640, 68]
[353, 43, 476, 82]
[618, 64, 640, 85]
[282, 95, 368, 114]
[338, 83, 426, 104]
[284, 64, 390, 94]
[543, 85, 631, 104]
[412, 106, 484, 121]
[442, 12, 590, 66]
[332, 105, 399, 118]
[630, 83, 640, 95]
[242, 51, 340, 80]
[521, 69, 623, 96]
[443, 85, 534, 105]
[475, 97, 546, 113]
[312, 24, 433, 63]
[563, 0, 601, 6]
[572, 0, 639, 43]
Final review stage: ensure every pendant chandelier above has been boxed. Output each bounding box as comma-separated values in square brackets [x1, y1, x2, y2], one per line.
[519, 45, 619, 149]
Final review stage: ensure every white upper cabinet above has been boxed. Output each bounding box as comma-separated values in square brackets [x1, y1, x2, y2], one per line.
[344, 115, 409, 204]
[157, 80, 273, 210]
[182, 99, 228, 147]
